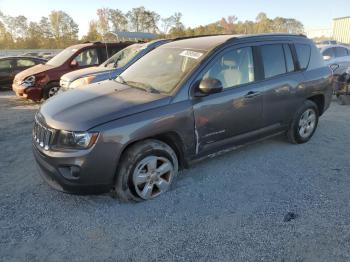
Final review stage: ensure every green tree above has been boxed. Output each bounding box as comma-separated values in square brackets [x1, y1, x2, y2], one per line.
[49, 10, 79, 48]
[82, 20, 102, 42]
[127, 6, 160, 33]
[109, 9, 128, 32]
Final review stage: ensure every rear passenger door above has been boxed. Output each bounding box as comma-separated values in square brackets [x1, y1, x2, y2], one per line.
[257, 43, 305, 129]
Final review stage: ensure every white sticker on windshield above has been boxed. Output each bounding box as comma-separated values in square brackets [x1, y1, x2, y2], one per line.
[179, 50, 203, 59]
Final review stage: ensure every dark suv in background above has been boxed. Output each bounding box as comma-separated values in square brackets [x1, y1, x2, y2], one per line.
[33, 34, 332, 201]
[0, 56, 47, 89]
[12, 42, 132, 101]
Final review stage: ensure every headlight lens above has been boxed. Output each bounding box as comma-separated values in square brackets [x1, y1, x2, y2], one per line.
[22, 75, 35, 87]
[56, 131, 98, 149]
[69, 75, 96, 89]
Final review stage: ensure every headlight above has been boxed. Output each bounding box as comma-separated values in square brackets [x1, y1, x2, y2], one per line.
[56, 130, 98, 149]
[22, 75, 35, 87]
[69, 75, 96, 89]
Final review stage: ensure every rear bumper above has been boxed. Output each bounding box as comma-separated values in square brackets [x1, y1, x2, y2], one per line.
[33, 143, 113, 194]
[12, 83, 43, 101]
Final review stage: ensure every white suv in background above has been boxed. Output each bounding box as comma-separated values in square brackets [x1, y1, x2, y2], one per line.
[318, 44, 350, 69]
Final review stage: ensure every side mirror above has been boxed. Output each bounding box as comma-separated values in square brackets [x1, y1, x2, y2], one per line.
[197, 78, 223, 96]
[323, 55, 332, 61]
[70, 60, 79, 68]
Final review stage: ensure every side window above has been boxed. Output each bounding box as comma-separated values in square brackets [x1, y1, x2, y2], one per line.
[260, 44, 286, 78]
[0, 60, 12, 70]
[283, 44, 295, 73]
[295, 44, 311, 70]
[201, 47, 254, 89]
[335, 47, 348, 57]
[16, 59, 36, 67]
[74, 48, 99, 66]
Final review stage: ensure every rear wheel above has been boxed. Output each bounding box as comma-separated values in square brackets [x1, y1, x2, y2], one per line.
[43, 82, 60, 100]
[287, 100, 319, 144]
[114, 139, 178, 202]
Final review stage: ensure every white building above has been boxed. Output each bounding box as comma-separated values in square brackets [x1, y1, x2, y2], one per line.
[333, 16, 350, 44]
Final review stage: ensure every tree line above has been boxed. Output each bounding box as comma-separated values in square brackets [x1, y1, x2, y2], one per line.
[0, 7, 304, 49]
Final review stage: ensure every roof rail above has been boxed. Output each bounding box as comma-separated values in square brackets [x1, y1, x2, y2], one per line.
[171, 34, 230, 41]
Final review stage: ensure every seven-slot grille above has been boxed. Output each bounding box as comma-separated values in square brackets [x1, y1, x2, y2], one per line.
[33, 115, 55, 150]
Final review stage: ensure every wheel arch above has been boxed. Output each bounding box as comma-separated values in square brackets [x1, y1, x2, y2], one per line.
[307, 94, 325, 115]
[117, 131, 189, 173]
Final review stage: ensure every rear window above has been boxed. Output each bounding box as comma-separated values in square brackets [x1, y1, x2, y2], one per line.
[260, 44, 286, 78]
[335, 47, 349, 57]
[295, 44, 311, 70]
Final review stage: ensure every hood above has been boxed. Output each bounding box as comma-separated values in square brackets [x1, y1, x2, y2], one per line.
[61, 66, 114, 82]
[39, 80, 171, 131]
[15, 63, 54, 81]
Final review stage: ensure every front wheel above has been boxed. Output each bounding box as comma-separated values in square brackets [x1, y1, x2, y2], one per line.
[287, 100, 319, 144]
[114, 139, 178, 202]
[43, 82, 60, 100]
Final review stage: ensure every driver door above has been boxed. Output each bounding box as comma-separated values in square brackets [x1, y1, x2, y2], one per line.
[192, 46, 264, 155]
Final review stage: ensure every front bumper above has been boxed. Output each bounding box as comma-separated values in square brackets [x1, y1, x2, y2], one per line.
[12, 82, 43, 101]
[33, 143, 114, 194]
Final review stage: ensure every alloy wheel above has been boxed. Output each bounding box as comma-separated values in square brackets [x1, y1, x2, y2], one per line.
[298, 108, 316, 138]
[48, 86, 59, 97]
[132, 156, 174, 200]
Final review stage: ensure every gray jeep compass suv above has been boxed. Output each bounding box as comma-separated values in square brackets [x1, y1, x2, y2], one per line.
[33, 34, 332, 201]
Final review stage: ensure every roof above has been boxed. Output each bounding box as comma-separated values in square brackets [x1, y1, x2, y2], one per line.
[161, 33, 307, 51]
[317, 44, 350, 51]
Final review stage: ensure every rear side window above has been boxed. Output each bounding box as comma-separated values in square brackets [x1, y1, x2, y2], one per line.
[335, 47, 348, 57]
[260, 44, 286, 78]
[283, 44, 295, 73]
[295, 44, 311, 70]
[322, 48, 335, 59]
[17, 59, 36, 67]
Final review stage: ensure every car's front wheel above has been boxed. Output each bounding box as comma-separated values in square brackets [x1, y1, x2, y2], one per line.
[114, 139, 178, 202]
[43, 82, 60, 100]
[287, 100, 319, 144]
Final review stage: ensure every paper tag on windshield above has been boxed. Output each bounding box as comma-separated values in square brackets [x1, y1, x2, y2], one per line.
[179, 50, 203, 59]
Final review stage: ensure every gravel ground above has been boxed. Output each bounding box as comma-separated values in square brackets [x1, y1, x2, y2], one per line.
[1, 90, 350, 262]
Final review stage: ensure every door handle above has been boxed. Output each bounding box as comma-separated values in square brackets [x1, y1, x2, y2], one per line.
[244, 91, 261, 99]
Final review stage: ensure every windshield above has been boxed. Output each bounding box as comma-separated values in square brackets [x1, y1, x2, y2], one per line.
[102, 44, 145, 68]
[46, 47, 78, 67]
[116, 47, 206, 94]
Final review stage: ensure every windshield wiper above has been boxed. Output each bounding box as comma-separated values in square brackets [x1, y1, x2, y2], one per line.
[114, 77, 161, 94]
[125, 81, 160, 94]
[115, 75, 127, 84]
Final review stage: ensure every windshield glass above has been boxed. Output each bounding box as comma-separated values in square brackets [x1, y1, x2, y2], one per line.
[102, 44, 145, 68]
[46, 47, 78, 67]
[116, 47, 206, 94]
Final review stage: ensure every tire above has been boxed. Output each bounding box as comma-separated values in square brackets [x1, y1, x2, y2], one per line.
[114, 139, 178, 202]
[287, 100, 319, 144]
[43, 82, 60, 100]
